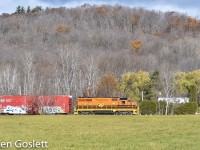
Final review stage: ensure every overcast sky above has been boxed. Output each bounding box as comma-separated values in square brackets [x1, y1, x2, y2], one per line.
[0, 0, 199, 18]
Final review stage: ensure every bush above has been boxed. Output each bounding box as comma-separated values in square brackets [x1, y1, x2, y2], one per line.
[174, 102, 197, 115]
[140, 100, 156, 115]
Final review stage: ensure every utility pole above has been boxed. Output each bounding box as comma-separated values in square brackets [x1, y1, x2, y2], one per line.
[142, 91, 144, 101]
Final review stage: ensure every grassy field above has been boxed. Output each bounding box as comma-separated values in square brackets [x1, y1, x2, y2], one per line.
[0, 115, 200, 150]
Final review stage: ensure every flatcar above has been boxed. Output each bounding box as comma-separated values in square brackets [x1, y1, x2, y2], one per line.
[74, 97, 139, 115]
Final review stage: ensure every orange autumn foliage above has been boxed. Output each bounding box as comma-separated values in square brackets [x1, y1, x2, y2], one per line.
[131, 40, 142, 51]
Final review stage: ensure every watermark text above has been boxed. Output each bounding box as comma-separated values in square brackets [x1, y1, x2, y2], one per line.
[0, 140, 48, 149]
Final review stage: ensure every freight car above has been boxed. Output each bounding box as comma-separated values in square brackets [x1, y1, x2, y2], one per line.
[74, 97, 139, 115]
[0, 95, 72, 115]
[0, 96, 30, 115]
[38, 96, 73, 114]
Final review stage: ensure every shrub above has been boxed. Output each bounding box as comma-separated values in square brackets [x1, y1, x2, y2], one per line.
[140, 100, 156, 115]
[174, 102, 197, 115]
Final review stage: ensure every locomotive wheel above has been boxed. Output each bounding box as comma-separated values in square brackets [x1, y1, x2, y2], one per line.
[127, 112, 133, 115]
[116, 112, 123, 115]
[78, 112, 86, 115]
[116, 111, 132, 115]
[90, 112, 95, 115]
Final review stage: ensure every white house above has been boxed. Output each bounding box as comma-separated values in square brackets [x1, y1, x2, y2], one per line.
[158, 97, 189, 104]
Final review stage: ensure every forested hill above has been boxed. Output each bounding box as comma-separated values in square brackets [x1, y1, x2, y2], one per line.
[0, 4, 200, 97]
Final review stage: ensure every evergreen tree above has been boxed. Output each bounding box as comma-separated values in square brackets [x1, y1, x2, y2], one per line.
[150, 70, 161, 99]
[150, 70, 160, 89]
[31, 6, 42, 13]
[15, 6, 25, 14]
[27, 6, 31, 13]
[143, 82, 154, 100]
[21, 6, 25, 13]
[16, 6, 21, 14]
[189, 84, 197, 103]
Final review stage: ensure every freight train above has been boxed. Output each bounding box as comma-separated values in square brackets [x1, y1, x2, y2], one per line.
[0, 96, 139, 115]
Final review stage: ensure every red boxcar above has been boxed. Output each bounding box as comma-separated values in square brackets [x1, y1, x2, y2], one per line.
[0, 96, 29, 114]
[38, 96, 73, 114]
[0, 95, 72, 115]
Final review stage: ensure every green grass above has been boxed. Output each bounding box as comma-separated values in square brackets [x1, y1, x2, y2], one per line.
[0, 115, 200, 150]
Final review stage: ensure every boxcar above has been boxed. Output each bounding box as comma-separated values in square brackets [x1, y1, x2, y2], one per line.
[0, 96, 30, 114]
[75, 97, 139, 115]
[0, 95, 72, 115]
[38, 96, 73, 114]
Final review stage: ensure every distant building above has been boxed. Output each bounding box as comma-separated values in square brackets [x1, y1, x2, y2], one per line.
[158, 97, 189, 104]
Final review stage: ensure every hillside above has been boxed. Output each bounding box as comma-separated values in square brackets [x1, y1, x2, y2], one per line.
[0, 4, 200, 97]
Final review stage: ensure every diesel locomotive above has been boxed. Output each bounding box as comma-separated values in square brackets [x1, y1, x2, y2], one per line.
[75, 97, 139, 115]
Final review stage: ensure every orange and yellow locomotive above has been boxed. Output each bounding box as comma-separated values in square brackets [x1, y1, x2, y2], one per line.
[75, 97, 139, 115]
